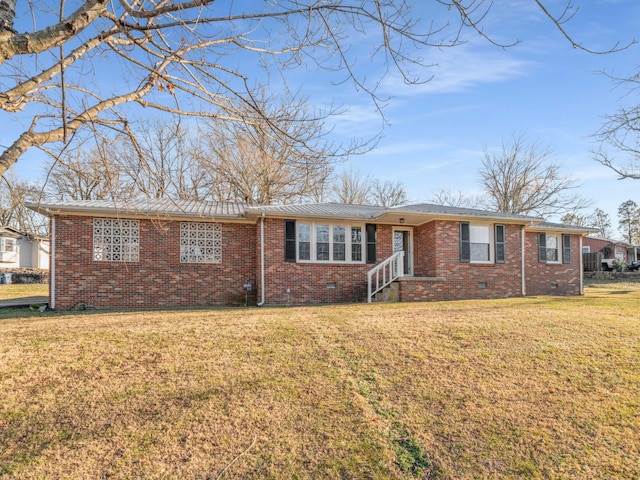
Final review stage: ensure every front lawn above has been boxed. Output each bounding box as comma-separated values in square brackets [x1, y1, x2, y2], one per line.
[0, 283, 47, 301]
[0, 282, 638, 478]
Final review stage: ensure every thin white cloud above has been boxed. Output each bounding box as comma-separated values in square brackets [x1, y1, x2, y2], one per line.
[379, 43, 537, 96]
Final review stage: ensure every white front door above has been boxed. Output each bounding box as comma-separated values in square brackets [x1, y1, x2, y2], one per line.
[393, 228, 413, 276]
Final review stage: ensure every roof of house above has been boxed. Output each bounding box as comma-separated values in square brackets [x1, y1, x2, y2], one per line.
[528, 221, 600, 235]
[0, 226, 49, 240]
[583, 236, 638, 247]
[25, 199, 595, 234]
[26, 199, 248, 219]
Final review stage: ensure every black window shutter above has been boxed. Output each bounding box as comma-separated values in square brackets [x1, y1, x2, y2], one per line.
[495, 224, 505, 263]
[284, 220, 296, 262]
[538, 233, 547, 262]
[366, 224, 376, 264]
[460, 222, 470, 263]
[562, 234, 571, 264]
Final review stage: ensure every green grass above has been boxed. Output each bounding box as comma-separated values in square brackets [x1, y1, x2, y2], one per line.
[0, 280, 639, 478]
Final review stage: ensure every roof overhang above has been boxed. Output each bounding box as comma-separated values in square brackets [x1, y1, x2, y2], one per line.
[26, 201, 254, 224]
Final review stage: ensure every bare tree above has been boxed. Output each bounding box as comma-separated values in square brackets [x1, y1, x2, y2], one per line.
[0, 171, 47, 234]
[195, 95, 347, 204]
[330, 168, 407, 206]
[46, 141, 132, 201]
[116, 120, 207, 200]
[560, 211, 591, 227]
[370, 180, 407, 207]
[618, 200, 640, 244]
[0, 1, 624, 177]
[594, 70, 640, 179]
[589, 208, 613, 238]
[430, 188, 483, 209]
[331, 169, 375, 205]
[479, 134, 589, 217]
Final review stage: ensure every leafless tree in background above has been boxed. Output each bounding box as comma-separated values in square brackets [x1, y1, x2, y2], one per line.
[194, 95, 353, 205]
[0, 171, 47, 234]
[0, 1, 623, 178]
[116, 120, 208, 201]
[370, 180, 407, 207]
[330, 169, 374, 205]
[46, 140, 133, 201]
[430, 188, 482, 209]
[479, 134, 590, 217]
[330, 169, 407, 206]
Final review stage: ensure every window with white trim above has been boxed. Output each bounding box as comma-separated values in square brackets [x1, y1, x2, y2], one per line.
[3, 238, 15, 253]
[93, 218, 139, 262]
[538, 233, 571, 264]
[180, 222, 222, 263]
[460, 222, 495, 263]
[294, 222, 364, 263]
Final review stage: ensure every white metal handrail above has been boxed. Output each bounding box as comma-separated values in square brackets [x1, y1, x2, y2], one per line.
[367, 251, 404, 303]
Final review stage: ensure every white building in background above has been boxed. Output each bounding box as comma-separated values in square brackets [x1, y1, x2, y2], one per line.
[0, 227, 50, 270]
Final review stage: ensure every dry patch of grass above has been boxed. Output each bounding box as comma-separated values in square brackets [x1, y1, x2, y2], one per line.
[1, 282, 639, 478]
[0, 284, 47, 301]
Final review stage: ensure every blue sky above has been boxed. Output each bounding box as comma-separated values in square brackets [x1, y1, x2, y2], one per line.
[322, 1, 640, 226]
[4, 1, 640, 231]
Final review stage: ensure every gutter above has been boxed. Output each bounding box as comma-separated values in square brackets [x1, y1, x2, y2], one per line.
[49, 212, 56, 310]
[579, 236, 584, 295]
[521, 225, 526, 296]
[257, 213, 266, 306]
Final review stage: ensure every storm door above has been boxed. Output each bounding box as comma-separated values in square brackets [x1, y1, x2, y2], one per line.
[392, 228, 413, 276]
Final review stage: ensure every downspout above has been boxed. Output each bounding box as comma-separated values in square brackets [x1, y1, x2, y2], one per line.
[521, 225, 526, 296]
[579, 236, 584, 295]
[49, 213, 56, 310]
[257, 213, 266, 306]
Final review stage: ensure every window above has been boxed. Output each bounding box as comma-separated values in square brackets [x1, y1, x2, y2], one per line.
[460, 222, 493, 263]
[298, 223, 311, 260]
[351, 227, 363, 262]
[538, 233, 561, 263]
[180, 222, 222, 263]
[562, 234, 571, 264]
[3, 238, 15, 253]
[285, 220, 367, 263]
[495, 225, 505, 263]
[93, 218, 139, 262]
[316, 224, 330, 260]
[582, 246, 590, 254]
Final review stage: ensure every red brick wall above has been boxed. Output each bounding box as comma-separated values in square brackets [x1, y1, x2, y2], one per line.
[413, 222, 437, 277]
[53, 215, 256, 309]
[52, 215, 584, 309]
[402, 221, 525, 301]
[259, 219, 393, 305]
[524, 231, 581, 296]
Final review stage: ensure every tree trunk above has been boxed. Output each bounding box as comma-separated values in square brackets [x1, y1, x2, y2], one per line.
[0, 0, 16, 32]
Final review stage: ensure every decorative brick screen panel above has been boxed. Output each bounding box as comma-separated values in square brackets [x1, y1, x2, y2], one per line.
[180, 222, 222, 263]
[93, 218, 139, 262]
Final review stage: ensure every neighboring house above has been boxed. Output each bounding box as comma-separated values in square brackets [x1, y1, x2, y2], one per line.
[0, 227, 50, 270]
[27, 199, 595, 310]
[583, 236, 639, 264]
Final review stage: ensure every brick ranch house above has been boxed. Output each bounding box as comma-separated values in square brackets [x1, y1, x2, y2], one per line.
[582, 236, 639, 265]
[27, 199, 595, 310]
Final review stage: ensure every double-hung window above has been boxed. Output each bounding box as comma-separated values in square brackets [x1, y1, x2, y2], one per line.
[3, 238, 15, 253]
[285, 220, 367, 263]
[460, 222, 493, 263]
[538, 233, 572, 264]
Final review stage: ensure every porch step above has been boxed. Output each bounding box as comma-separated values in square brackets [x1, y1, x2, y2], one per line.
[372, 281, 400, 303]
